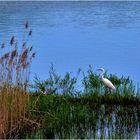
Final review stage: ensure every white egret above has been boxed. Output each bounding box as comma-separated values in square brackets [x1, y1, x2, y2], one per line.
[97, 68, 116, 91]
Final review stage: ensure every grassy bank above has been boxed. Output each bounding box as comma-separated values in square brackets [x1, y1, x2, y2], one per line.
[25, 94, 139, 139]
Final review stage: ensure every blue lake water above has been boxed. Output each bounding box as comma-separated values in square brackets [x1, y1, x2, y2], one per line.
[0, 1, 140, 85]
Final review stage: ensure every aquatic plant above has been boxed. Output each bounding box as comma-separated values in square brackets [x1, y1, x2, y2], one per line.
[26, 94, 140, 139]
[34, 65, 140, 98]
[33, 64, 81, 96]
[0, 21, 36, 138]
[27, 65, 140, 139]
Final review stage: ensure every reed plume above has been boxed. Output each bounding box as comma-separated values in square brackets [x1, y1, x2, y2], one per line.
[10, 36, 14, 46]
[25, 21, 29, 29]
[0, 21, 36, 138]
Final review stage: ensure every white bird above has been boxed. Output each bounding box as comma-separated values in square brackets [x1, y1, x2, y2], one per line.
[97, 68, 116, 91]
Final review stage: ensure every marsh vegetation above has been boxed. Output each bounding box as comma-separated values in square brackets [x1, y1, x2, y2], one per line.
[0, 21, 36, 138]
[0, 22, 139, 139]
[26, 94, 140, 139]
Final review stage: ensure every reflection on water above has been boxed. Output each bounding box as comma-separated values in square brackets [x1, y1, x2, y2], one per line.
[27, 104, 139, 139]
[0, 1, 140, 84]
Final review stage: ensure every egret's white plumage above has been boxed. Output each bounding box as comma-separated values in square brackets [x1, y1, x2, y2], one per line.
[97, 68, 116, 91]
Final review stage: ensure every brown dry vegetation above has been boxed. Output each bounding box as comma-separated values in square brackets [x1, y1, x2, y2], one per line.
[0, 21, 36, 138]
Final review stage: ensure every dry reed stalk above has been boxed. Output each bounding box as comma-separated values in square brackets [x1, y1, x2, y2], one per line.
[0, 21, 36, 138]
[0, 87, 28, 138]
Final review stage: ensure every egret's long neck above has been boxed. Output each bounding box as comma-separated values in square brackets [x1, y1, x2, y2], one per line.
[101, 71, 104, 80]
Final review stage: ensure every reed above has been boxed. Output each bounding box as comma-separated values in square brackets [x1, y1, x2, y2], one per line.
[0, 21, 35, 138]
